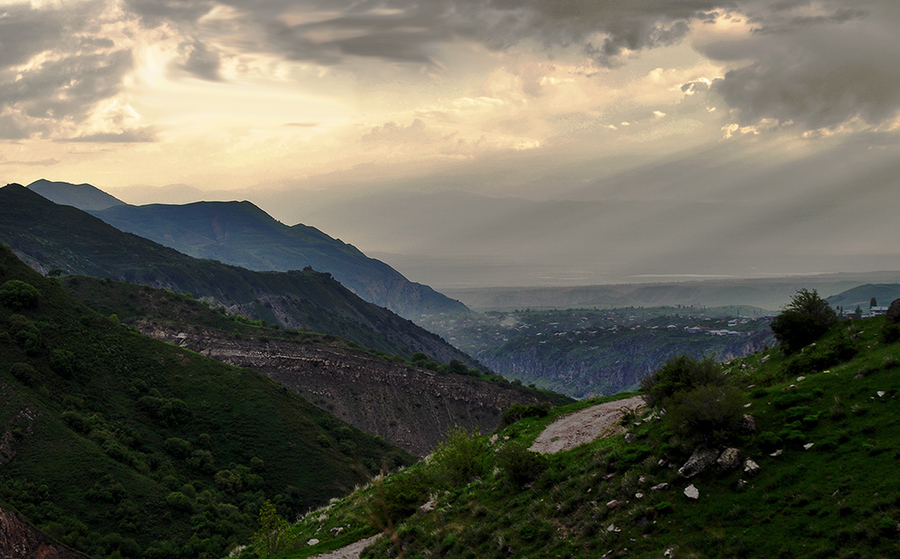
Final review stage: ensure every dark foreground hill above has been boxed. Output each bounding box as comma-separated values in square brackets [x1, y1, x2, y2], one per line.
[27, 180, 468, 320]
[238, 313, 900, 559]
[61, 275, 570, 456]
[0, 184, 473, 364]
[0, 244, 412, 559]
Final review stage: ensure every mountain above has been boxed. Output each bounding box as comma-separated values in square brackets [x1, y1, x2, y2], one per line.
[826, 284, 900, 311]
[0, 243, 412, 559]
[442, 272, 900, 312]
[0, 184, 474, 364]
[61, 275, 571, 456]
[27, 179, 125, 211]
[27, 180, 469, 320]
[238, 314, 900, 559]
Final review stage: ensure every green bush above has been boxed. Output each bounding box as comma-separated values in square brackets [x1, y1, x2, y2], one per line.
[495, 443, 548, 487]
[499, 402, 551, 428]
[640, 355, 727, 408]
[48, 349, 77, 379]
[9, 362, 37, 386]
[664, 384, 746, 446]
[770, 288, 837, 353]
[429, 427, 487, 489]
[166, 491, 194, 511]
[0, 280, 40, 310]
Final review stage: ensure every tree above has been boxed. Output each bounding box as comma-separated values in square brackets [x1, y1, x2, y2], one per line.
[252, 500, 292, 556]
[769, 288, 837, 353]
[871, 297, 877, 308]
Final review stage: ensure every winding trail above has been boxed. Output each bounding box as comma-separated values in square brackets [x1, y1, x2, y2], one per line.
[529, 395, 646, 454]
[309, 535, 381, 559]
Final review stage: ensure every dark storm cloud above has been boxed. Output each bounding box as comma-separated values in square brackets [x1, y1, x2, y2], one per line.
[176, 41, 223, 81]
[705, 1, 900, 130]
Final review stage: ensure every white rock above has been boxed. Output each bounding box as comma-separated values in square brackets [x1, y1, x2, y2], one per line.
[743, 458, 761, 476]
[803, 443, 815, 450]
[635, 492, 644, 499]
[878, 391, 886, 398]
[770, 449, 783, 457]
[607, 524, 620, 533]
[684, 484, 699, 499]
[796, 376, 806, 381]
[651, 483, 669, 491]
[307, 539, 320, 546]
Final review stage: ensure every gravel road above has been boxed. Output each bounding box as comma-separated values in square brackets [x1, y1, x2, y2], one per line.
[529, 395, 646, 454]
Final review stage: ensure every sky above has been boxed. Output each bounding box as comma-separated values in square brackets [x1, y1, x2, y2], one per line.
[2, 0, 900, 288]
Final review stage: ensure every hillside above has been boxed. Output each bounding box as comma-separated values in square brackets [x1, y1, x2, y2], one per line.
[61, 275, 569, 456]
[237, 312, 900, 559]
[0, 184, 473, 364]
[0, 244, 412, 559]
[27, 180, 468, 320]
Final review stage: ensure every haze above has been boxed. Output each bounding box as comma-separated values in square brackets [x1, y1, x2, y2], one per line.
[3, 0, 900, 288]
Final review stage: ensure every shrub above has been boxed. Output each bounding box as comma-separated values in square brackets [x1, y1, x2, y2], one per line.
[9, 362, 37, 386]
[0, 280, 40, 311]
[664, 384, 746, 446]
[770, 288, 837, 353]
[495, 443, 548, 487]
[49, 349, 77, 379]
[499, 403, 551, 428]
[640, 355, 727, 408]
[166, 491, 194, 511]
[252, 501, 293, 556]
[429, 427, 487, 489]
[163, 437, 192, 458]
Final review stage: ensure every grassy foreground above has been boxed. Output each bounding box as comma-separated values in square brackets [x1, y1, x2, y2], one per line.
[246, 314, 900, 559]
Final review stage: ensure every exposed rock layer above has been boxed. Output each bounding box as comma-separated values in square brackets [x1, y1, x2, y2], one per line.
[139, 322, 550, 456]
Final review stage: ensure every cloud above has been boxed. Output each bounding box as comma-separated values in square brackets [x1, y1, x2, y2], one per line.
[361, 118, 441, 146]
[59, 127, 157, 143]
[0, 157, 60, 166]
[702, 1, 900, 131]
[175, 40, 223, 81]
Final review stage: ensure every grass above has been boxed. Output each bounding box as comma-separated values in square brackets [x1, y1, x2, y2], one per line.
[0, 244, 413, 559]
[248, 314, 900, 559]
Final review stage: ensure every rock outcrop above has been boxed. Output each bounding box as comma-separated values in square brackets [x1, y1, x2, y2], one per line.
[886, 298, 900, 325]
[0, 505, 88, 559]
[139, 322, 553, 456]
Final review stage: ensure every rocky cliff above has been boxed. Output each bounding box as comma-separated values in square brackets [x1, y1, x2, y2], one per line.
[0, 506, 88, 559]
[138, 322, 552, 456]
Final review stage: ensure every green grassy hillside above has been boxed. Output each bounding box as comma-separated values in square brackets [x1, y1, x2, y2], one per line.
[0, 244, 412, 559]
[246, 313, 900, 559]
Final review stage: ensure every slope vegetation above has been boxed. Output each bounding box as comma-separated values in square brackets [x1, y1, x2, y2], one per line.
[242, 313, 900, 559]
[61, 276, 569, 456]
[0, 244, 412, 559]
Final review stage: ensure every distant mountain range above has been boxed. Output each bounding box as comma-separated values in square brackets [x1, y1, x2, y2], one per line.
[0, 184, 472, 364]
[26, 179, 468, 320]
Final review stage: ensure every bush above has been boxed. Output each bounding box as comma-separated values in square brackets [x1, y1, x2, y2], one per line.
[0, 280, 40, 311]
[664, 384, 746, 446]
[495, 443, 548, 487]
[770, 289, 837, 353]
[429, 427, 487, 489]
[499, 403, 551, 428]
[9, 362, 37, 386]
[49, 349, 77, 379]
[640, 355, 727, 408]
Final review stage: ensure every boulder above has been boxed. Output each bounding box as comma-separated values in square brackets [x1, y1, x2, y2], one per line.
[743, 458, 761, 476]
[717, 448, 741, 470]
[678, 447, 720, 478]
[684, 484, 699, 499]
[886, 298, 900, 325]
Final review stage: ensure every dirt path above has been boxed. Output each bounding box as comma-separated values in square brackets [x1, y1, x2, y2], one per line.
[309, 535, 381, 559]
[529, 395, 646, 454]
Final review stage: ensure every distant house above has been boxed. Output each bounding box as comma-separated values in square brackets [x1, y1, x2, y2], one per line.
[871, 306, 890, 316]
